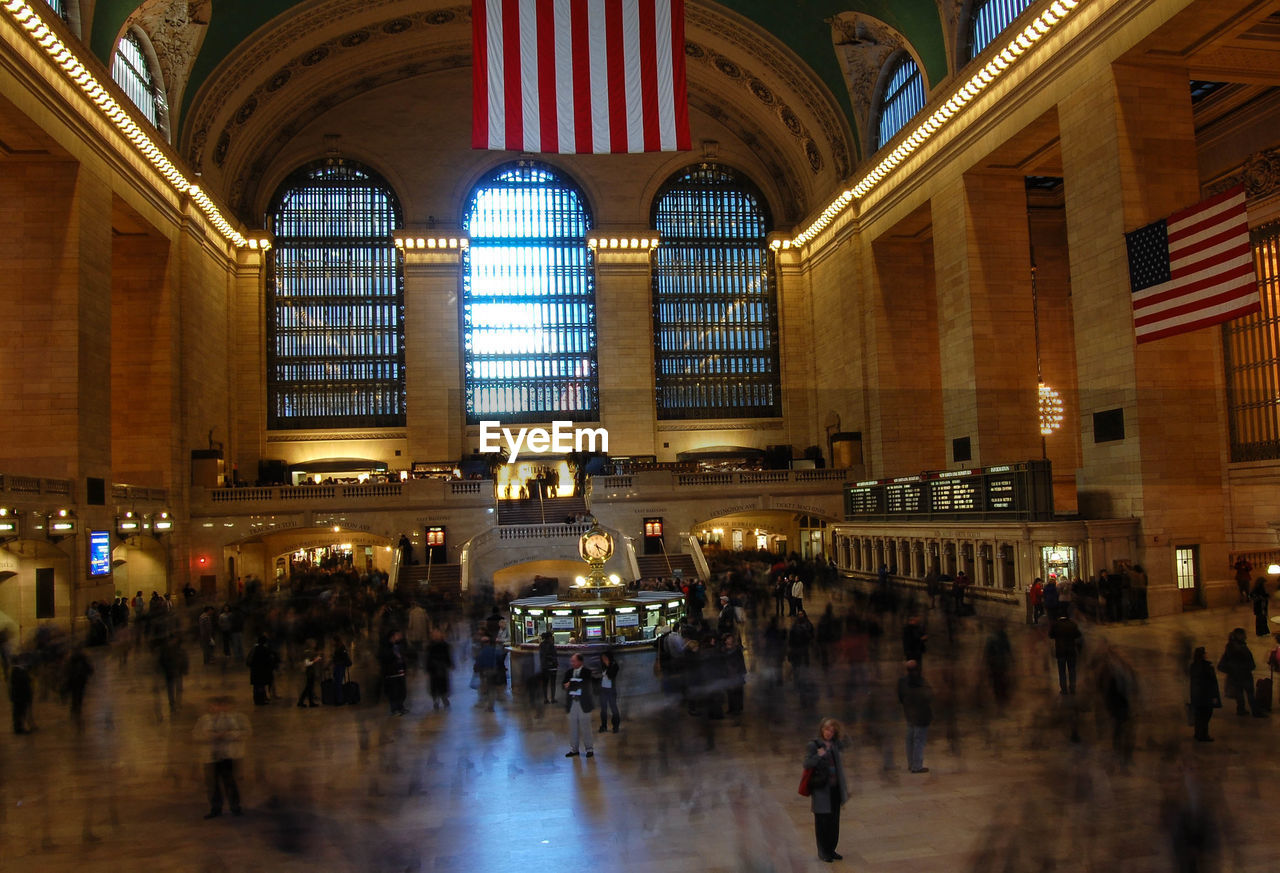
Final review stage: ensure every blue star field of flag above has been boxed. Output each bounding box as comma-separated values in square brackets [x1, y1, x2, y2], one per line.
[1125, 219, 1172, 293]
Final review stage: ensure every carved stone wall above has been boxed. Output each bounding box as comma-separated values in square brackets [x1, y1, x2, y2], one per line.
[135, 0, 211, 134]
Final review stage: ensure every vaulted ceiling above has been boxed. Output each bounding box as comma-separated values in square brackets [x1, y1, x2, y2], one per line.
[68, 0, 1280, 229]
[73, 0, 961, 223]
[87, 0, 951, 132]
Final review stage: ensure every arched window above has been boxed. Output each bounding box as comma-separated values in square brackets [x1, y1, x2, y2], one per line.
[266, 159, 405, 430]
[968, 0, 1037, 59]
[111, 28, 166, 135]
[651, 164, 780, 420]
[876, 54, 925, 148]
[462, 163, 597, 424]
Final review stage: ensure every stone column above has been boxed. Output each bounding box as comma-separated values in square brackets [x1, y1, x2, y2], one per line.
[1059, 61, 1229, 614]
[231, 246, 267, 480]
[593, 244, 657, 456]
[403, 247, 465, 463]
[869, 229, 945, 475]
[775, 244, 818, 455]
[931, 173, 1041, 466]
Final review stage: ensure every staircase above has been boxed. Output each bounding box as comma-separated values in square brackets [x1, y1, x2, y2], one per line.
[397, 562, 463, 601]
[635, 552, 699, 580]
[496, 495, 588, 525]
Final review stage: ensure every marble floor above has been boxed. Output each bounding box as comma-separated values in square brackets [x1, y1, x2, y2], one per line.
[3, 593, 1278, 873]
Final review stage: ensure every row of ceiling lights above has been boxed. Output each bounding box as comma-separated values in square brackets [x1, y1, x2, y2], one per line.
[2, 0, 247, 248]
[785, 0, 1086, 251]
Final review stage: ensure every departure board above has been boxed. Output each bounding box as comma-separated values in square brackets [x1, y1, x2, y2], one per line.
[843, 460, 1053, 521]
[886, 480, 925, 513]
[986, 474, 1016, 511]
[938, 474, 980, 511]
[847, 485, 883, 515]
[930, 479, 955, 512]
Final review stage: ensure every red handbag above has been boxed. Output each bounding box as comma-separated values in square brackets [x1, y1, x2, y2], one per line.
[798, 767, 813, 797]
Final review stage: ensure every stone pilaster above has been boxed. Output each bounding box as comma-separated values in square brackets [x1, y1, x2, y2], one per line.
[1060, 61, 1230, 611]
[869, 225, 945, 475]
[403, 248, 465, 462]
[931, 173, 1040, 467]
[231, 246, 267, 481]
[593, 245, 657, 456]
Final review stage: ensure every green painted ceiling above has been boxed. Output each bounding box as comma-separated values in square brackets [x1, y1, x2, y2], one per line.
[90, 0, 949, 139]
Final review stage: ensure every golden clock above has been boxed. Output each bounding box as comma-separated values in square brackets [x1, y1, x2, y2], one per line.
[579, 526, 613, 563]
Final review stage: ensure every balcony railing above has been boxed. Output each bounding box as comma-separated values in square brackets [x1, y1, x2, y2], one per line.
[190, 468, 850, 513]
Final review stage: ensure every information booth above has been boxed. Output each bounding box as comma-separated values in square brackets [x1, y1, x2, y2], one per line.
[506, 522, 688, 695]
[509, 590, 685, 647]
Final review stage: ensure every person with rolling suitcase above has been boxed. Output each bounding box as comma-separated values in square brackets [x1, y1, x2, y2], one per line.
[1258, 634, 1279, 715]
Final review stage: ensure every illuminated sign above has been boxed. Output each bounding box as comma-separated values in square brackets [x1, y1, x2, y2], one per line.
[88, 530, 112, 576]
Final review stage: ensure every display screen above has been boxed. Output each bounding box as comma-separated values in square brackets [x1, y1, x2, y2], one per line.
[585, 624, 604, 639]
[88, 530, 112, 576]
[844, 460, 1053, 521]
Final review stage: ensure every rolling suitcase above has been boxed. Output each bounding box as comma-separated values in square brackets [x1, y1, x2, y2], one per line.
[1257, 671, 1273, 714]
[321, 678, 336, 706]
[342, 680, 361, 705]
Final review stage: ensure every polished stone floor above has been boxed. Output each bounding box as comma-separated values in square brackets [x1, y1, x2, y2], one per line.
[3, 592, 1278, 873]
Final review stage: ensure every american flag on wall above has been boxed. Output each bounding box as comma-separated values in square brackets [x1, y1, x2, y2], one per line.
[472, 0, 691, 154]
[1125, 185, 1259, 344]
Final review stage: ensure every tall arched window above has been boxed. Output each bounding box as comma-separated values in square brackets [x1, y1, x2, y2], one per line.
[876, 54, 925, 148]
[111, 28, 166, 136]
[266, 159, 405, 430]
[651, 164, 780, 420]
[1224, 220, 1280, 461]
[968, 0, 1037, 59]
[462, 163, 597, 424]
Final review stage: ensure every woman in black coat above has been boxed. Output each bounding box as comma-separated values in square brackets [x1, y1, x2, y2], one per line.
[1188, 647, 1221, 741]
[1251, 577, 1270, 637]
[803, 717, 850, 863]
[246, 634, 278, 705]
[425, 629, 453, 710]
[1218, 628, 1260, 717]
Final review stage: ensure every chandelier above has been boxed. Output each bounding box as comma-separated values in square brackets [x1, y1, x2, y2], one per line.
[1038, 381, 1064, 435]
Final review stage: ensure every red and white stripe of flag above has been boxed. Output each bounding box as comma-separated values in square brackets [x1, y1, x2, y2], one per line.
[1133, 185, 1259, 344]
[473, 0, 691, 154]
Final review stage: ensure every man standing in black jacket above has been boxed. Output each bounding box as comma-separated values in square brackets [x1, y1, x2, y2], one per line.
[562, 653, 595, 758]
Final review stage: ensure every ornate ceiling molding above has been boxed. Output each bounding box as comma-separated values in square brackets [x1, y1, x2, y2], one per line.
[684, 2, 852, 180]
[225, 42, 471, 214]
[182, 0, 855, 220]
[136, 0, 211, 128]
[685, 91, 802, 220]
[827, 12, 904, 158]
[935, 0, 966, 72]
[184, 4, 469, 177]
[1207, 147, 1280, 204]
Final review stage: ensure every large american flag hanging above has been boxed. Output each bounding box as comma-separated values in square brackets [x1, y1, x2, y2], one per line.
[472, 0, 691, 154]
[1125, 185, 1259, 344]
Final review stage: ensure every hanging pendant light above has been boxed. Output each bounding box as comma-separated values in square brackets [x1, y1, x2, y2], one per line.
[1038, 381, 1064, 435]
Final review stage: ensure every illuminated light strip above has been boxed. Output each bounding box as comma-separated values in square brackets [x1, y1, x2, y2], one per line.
[393, 235, 471, 250]
[586, 236, 660, 250]
[780, 0, 1085, 251]
[3, 0, 249, 248]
